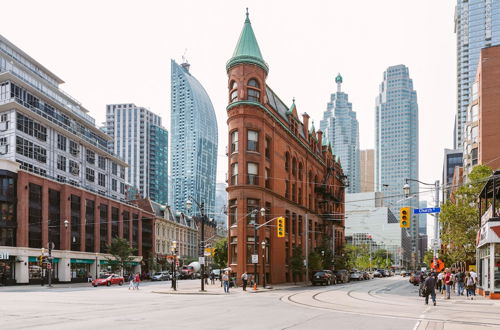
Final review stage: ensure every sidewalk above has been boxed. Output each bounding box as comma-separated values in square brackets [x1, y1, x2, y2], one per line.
[152, 283, 307, 295]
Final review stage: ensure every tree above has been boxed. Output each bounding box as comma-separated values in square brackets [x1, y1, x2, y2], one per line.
[289, 246, 305, 284]
[315, 238, 334, 270]
[423, 250, 434, 266]
[440, 164, 492, 265]
[213, 238, 228, 270]
[106, 237, 136, 275]
[308, 251, 322, 271]
[372, 249, 393, 269]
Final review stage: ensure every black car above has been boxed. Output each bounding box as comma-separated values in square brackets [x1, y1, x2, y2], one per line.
[311, 270, 336, 286]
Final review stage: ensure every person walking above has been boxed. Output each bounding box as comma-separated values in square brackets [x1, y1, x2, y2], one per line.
[222, 271, 230, 293]
[128, 273, 135, 290]
[241, 272, 248, 291]
[210, 271, 215, 285]
[470, 269, 478, 296]
[423, 273, 437, 306]
[436, 271, 443, 293]
[465, 272, 475, 300]
[444, 268, 453, 299]
[457, 270, 465, 296]
[134, 273, 141, 290]
[418, 272, 426, 297]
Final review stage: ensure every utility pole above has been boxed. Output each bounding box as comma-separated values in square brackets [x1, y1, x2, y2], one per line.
[433, 180, 440, 260]
[305, 213, 308, 284]
[200, 202, 205, 292]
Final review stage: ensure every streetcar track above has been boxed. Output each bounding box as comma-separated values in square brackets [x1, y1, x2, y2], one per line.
[281, 279, 500, 328]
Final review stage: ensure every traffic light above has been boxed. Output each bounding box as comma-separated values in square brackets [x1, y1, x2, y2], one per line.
[277, 217, 285, 237]
[399, 207, 411, 228]
[38, 255, 44, 266]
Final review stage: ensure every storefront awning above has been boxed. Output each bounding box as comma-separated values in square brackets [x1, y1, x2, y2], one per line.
[70, 258, 95, 264]
[28, 257, 60, 263]
[100, 260, 139, 266]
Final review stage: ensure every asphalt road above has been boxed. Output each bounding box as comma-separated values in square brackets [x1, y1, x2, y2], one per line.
[1, 277, 499, 330]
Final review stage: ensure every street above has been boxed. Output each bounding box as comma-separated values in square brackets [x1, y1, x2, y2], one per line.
[1, 277, 499, 330]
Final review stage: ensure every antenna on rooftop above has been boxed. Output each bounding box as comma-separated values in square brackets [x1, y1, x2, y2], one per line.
[181, 48, 190, 72]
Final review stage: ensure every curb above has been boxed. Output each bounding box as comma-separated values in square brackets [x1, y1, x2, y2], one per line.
[152, 290, 226, 296]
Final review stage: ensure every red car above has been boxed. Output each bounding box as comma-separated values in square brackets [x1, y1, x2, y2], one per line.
[92, 274, 124, 287]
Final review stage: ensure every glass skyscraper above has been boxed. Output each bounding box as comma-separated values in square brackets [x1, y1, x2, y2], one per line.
[375, 65, 419, 261]
[320, 74, 360, 193]
[105, 104, 169, 204]
[454, 0, 500, 149]
[170, 60, 218, 215]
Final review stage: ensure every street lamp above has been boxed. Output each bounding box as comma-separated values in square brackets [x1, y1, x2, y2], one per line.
[186, 198, 207, 292]
[403, 183, 410, 198]
[95, 252, 99, 279]
[171, 240, 177, 291]
[261, 240, 266, 289]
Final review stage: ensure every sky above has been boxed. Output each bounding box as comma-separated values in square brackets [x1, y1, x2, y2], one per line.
[2, 0, 456, 231]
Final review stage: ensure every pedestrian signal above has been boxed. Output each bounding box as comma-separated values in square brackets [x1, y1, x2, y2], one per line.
[277, 217, 285, 238]
[400, 207, 411, 228]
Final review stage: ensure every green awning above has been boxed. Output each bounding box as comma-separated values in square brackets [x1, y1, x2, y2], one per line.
[100, 260, 139, 266]
[29, 257, 60, 262]
[70, 258, 95, 264]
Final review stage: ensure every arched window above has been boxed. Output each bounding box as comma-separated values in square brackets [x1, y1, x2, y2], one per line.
[230, 80, 238, 89]
[298, 162, 303, 180]
[292, 157, 297, 177]
[247, 79, 260, 102]
[248, 79, 259, 88]
[285, 152, 290, 172]
[229, 80, 238, 103]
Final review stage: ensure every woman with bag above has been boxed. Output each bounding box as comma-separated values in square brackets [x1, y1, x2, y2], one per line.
[465, 272, 475, 299]
[444, 268, 453, 299]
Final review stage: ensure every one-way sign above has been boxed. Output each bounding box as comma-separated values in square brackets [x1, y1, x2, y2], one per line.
[414, 207, 441, 214]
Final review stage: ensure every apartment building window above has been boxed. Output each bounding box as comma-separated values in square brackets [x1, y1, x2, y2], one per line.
[247, 130, 258, 152]
[231, 163, 238, 185]
[285, 152, 290, 172]
[16, 114, 47, 141]
[265, 137, 271, 159]
[298, 162, 303, 180]
[230, 237, 238, 264]
[285, 180, 290, 199]
[98, 173, 106, 187]
[292, 183, 296, 202]
[229, 199, 237, 226]
[298, 215, 303, 236]
[265, 167, 271, 189]
[86, 150, 95, 164]
[231, 130, 238, 153]
[57, 155, 66, 171]
[120, 182, 125, 194]
[112, 162, 118, 175]
[247, 79, 260, 102]
[69, 140, 79, 156]
[298, 186, 302, 205]
[16, 136, 46, 163]
[98, 156, 106, 170]
[285, 210, 290, 235]
[247, 199, 259, 225]
[292, 157, 297, 177]
[69, 160, 79, 176]
[120, 167, 125, 179]
[292, 213, 297, 235]
[86, 168, 95, 182]
[0, 137, 7, 154]
[111, 179, 117, 191]
[57, 134, 66, 151]
[247, 163, 258, 185]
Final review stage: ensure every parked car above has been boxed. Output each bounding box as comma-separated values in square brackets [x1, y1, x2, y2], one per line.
[349, 271, 363, 281]
[151, 272, 170, 281]
[409, 271, 422, 286]
[400, 270, 407, 277]
[211, 269, 221, 279]
[383, 270, 391, 277]
[332, 270, 350, 283]
[362, 271, 371, 280]
[92, 274, 124, 287]
[372, 270, 383, 278]
[311, 270, 336, 286]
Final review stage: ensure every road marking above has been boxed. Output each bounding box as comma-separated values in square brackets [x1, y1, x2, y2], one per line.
[413, 306, 430, 330]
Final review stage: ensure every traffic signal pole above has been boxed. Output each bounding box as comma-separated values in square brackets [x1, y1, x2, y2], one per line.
[433, 180, 440, 260]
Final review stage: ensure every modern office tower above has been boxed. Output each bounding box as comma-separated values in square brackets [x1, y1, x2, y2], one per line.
[454, 0, 500, 150]
[170, 59, 218, 215]
[360, 149, 374, 192]
[0, 35, 154, 284]
[345, 192, 411, 268]
[442, 148, 463, 201]
[418, 200, 427, 235]
[105, 104, 168, 204]
[320, 74, 360, 193]
[214, 182, 228, 227]
[463, 45, 500, 174]
[375, 64, 419, 265]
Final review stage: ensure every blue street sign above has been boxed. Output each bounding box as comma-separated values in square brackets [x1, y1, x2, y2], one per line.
[414, 207, 441, 214]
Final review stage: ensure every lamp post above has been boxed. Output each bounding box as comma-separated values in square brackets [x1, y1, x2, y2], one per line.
[171, 240, 177, 291]
[186, 199, 207, 292]
[95, 252, 99, 279]
[403, 179, 440, 264]
[251, 208, 266, 289]
[261, 240, 266, 289]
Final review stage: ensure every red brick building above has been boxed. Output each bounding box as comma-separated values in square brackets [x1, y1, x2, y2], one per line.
[0, 160, 154, 285]
[226, 11, 346, 284]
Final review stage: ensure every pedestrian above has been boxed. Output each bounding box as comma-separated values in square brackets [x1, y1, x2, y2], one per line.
[444, 268, 453, 299]
[210, 272, 215, 285]
[134, 273, 141, 290]
[465, 272, 475, 299]
[470, 269, 478, 296]
[418, 272, 426, 297]
[423, 272, 437, 306]
[222, 271, 230, 293]
[456, 270, 465, 296]
[128, 273, 135, 290]
[436, 271, 443, 293]
[241, 272, 248, 291]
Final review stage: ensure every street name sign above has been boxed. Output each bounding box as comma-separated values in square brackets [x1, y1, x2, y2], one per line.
[198, 257, 205, 264]
[414, 207, 441, 214]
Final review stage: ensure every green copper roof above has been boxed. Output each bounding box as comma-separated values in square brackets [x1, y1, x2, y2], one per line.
[286, 98, 295, 116]
[335, 73, 343, 84]
[226, 9, 269, 73]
